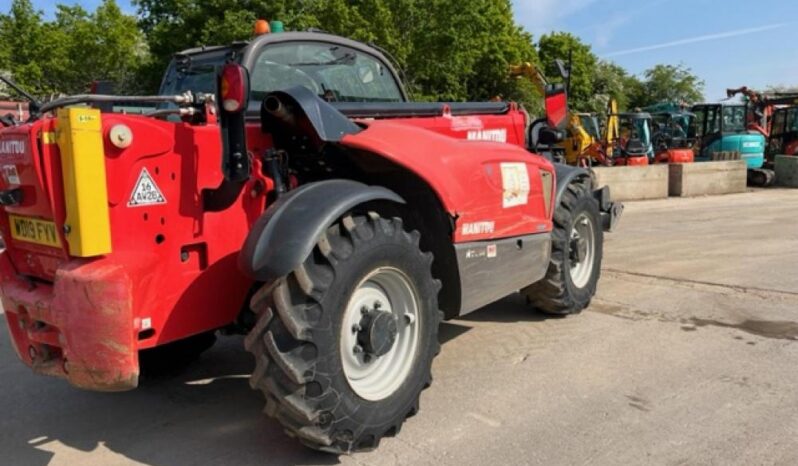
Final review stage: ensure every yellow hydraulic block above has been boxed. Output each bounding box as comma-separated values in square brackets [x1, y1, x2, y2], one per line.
[56, 107, 112, 256]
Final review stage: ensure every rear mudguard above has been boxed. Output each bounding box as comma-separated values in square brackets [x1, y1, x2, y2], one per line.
[239, 179, 404, 282]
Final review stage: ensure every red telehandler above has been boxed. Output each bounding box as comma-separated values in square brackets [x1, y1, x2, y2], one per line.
[0, 27, 621, 453]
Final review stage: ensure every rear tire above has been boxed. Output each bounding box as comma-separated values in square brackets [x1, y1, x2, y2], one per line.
[245, 213, 441, 453]
[523, 177, 602, 315]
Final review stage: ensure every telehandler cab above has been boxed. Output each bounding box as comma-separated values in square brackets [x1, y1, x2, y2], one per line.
[0, 27, 621, 453]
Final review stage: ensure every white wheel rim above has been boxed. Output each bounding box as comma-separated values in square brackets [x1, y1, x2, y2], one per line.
[340, 267, 420, 401]
[569, 213, 596, 289]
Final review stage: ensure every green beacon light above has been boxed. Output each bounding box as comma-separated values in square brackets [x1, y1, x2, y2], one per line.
[269, 21, 285, 33]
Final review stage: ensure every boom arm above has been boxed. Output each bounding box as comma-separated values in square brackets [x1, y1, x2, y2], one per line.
[509, 62, 549, 96]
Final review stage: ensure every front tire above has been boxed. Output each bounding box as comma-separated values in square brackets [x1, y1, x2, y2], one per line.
[523, 178, 602, 315]
[245, 213, 441, 453]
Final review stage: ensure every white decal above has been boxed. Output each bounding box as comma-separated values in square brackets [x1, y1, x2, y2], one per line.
[467, 129, 507, 143]
[500, 162, 530, 208]
[2, 165, 20, 185]
[128, 168, 166, 207]
[486, 244, 497, 258]
[451, 116, 485, 131]
[465, 247, 487, 259]
[461, 221, 495, 236]
[0, 139, 26, 157]
[742, 141, 762, 148]
[141, 317, 152, 330]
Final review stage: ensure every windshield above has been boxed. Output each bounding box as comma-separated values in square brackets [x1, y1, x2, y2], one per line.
[653, 114, 690, 139]
[619, 117, 651, 146]
[772, 108, 798, 136]
[578, 114, 600, 140]
[159, 52, 227, 97]
[722, 105, 747, 132]
[159, 41, 404, 105]
[250, 42, 403, 103]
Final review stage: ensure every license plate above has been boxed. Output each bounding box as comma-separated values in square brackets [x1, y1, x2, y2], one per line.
[9, 215, 61, 247]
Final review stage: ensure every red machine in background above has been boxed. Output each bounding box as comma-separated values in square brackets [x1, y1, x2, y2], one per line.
[651, 111, 695, 164]
[726, 86, 798, 138]
[727, 86, 798, 168]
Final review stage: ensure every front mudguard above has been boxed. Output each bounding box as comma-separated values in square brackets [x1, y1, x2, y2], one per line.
[553, 163, 622, 232]
[592, 184, 623, 232]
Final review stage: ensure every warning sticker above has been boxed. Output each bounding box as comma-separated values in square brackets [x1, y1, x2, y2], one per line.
[2, 165, 20, 185]
[500, 162, 530, 208]
[128, 168, 166, 207]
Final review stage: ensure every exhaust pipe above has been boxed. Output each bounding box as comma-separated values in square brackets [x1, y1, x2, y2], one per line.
[264, 95, 296, 127]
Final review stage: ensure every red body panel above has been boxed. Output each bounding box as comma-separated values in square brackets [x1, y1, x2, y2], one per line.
[342, 120, 553, 242]
[372, 107, 528, 147]
[613, 156, 649, 166]
[0, 115, 269, 389]
[654, 149, 694, 164]
[0, 103, 552, 390]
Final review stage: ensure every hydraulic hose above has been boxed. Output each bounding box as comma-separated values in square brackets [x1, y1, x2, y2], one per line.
[36, 92, 196, 116]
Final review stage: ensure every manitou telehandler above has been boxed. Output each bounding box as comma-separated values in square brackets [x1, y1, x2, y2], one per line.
[0, 26, 621, 454]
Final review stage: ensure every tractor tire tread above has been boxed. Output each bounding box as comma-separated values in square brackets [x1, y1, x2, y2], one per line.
[245, 213, 440, 454]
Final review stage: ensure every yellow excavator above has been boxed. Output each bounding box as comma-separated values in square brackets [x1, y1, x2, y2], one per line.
[510, 62, 612, 166]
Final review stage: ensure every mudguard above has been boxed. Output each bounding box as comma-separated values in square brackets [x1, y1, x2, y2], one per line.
[553, 162, 590, 207]
[239, 179, 404, 282]
[553, 163, 623, 232]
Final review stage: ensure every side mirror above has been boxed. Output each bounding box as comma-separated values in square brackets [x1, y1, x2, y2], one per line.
[544, 84, 568, 131]
[538, 127, 565, 145]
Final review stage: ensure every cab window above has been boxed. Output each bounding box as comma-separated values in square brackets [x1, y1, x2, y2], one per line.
[772, 110, 787, 137]
[722, 105, 746, 132]
[250, 42, 403, 103]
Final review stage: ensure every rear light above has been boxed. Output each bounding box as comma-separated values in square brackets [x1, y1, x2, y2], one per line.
[220, 64, 248, 113]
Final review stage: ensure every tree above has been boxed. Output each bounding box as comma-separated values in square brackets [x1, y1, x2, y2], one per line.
[584, 60, 641, 114]
[537, 32, 597, 111]
[134, 0, 540, 107]
[627, 64, 704, 109]
[134, 0, 319, 91]
[0, 0, 148, 96]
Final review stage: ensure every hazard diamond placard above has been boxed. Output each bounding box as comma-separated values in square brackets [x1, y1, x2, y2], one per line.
[128, 167, 166, 207]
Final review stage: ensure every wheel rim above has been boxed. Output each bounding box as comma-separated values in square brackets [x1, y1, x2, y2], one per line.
[340, 267, 420, 401]
[569, 212, 596, 289]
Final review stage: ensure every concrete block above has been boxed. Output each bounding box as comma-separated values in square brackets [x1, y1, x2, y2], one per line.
[591, 165, 669, 202]
[774, 155, 798, 187]
[668, 160, 747, 197]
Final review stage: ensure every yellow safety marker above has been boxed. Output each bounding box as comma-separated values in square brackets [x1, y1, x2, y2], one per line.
[56, 107, 112, 256]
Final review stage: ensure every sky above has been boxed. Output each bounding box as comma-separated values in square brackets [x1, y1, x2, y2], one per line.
[512, 0, 798, 100]
[17, 0, 798, 101]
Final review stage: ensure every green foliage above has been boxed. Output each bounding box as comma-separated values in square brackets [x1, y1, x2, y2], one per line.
[627, 64, 704, 109]
[0, 0, 707, 116]
[134, 0, 540, 107]
[134, 0, 319, 91]
[584, 60, 639, 113]
[0, 0, 147, 97]
[537, 32, 597, 111]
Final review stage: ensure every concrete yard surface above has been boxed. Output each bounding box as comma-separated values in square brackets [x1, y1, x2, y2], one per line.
[1, 188, 797, 465]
